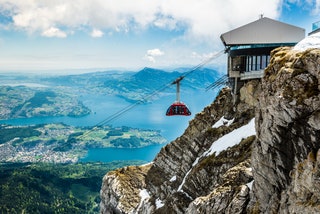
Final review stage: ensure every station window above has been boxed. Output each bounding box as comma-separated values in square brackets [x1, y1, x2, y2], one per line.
[246, 55, 270, 72]
[232, 55, 270, 72]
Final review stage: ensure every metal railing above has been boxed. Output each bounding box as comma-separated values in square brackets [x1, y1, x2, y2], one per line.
[240, 70, 264, 80]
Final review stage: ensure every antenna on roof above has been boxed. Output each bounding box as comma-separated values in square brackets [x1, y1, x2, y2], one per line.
[259, 14, 264, 19]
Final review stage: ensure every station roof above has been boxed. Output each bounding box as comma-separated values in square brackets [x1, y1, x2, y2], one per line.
[220, 17, 305, 47]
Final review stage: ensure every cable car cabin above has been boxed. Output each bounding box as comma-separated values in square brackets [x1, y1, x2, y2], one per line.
[166, 102, 191, 116]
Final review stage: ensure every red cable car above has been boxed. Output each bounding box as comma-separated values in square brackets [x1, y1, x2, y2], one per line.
[166, 101, 191, 116]
[166, 76, 191, 116]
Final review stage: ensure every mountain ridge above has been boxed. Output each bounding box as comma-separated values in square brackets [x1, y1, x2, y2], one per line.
[38, 66, 222, 103]
[102, 67, 221, 102]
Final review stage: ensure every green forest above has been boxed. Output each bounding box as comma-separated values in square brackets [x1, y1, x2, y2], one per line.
[0, 161, 144, 213]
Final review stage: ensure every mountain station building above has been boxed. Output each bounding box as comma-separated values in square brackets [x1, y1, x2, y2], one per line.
[220, 16, 305, 95]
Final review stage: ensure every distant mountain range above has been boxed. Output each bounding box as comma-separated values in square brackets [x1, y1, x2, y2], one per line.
[107, 67, 220, 90]
[0, 67, 224, 119]
[43, 67, 223, 102]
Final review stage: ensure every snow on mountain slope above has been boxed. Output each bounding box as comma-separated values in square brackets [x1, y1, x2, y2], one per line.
[294, 32, 320, 51]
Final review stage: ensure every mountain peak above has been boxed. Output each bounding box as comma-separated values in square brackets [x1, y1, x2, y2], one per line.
[134, 67, 166, 77]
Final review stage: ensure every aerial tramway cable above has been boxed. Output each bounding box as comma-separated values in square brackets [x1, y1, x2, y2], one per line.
[205, 74, 228, 91]
[79, 49, 225, 138]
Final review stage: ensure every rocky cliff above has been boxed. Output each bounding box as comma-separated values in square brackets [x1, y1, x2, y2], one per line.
[100, 45, 320, 213]
[252, 47, 320, 213]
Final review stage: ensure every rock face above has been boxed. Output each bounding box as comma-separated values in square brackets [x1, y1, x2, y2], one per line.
[251, 47, 320, 213]
[100, 85, 256, 214]
[100, 164, 152, 214]
[100, 47, 320, 213]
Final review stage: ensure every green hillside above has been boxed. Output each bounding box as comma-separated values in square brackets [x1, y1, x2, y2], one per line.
[0, 161, 144, 213]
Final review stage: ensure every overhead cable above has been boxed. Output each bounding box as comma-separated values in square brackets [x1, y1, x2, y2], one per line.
[79, 49, 225, 138]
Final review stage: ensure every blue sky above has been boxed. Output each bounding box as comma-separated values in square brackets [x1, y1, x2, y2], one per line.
[0, 0, 319, 73]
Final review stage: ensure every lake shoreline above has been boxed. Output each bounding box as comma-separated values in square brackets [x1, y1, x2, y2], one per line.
[0, 90, 218, 163]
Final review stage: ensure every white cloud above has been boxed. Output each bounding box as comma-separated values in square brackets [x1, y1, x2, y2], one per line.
[41, 27, 66, 38]
[0, 0, 283, 41]
[311, 0, 320, 14]
[147, 48, 164, 57]
[0, 0, 315, 70]
[144, 48, 164, 63]
[91, 28, 104, 38]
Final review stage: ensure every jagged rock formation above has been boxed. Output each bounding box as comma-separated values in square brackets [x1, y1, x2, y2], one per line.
[100, 46, 320, 213]
[100, 84, 257, 213]
[100, 164, 152, 214]
[251, 47, 320, 213]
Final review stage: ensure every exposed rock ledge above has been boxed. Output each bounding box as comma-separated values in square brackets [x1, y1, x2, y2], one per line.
[100, 164, 152, 214]
[100, 47, 320, 213]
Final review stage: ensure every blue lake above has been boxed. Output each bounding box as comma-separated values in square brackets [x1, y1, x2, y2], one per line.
[0, 89, 219, 163]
